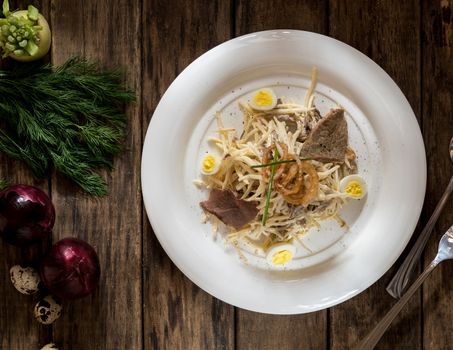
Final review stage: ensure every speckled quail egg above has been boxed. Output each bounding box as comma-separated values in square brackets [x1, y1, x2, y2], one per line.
[34, 295, 62, 325]
[40, 343, 58, 350]
[265, 242, 297, 266]
[200, 153, 221, 175]
[339, 174, 367, 199]
[249, 88, 278, 111]
[10, 265, 41, 295]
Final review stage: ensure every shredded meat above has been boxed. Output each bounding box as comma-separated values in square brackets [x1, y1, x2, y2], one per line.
[275, 114, 298, 134]
[275, 109, 322, 142]
[200, 189, 259, 230]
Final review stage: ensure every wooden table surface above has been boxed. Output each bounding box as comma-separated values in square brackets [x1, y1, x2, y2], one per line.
[1, 0, 453, 349]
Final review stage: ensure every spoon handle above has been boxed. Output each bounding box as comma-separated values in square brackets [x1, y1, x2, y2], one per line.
[386, 175, 453, 298]
[355, 261, 439, 350]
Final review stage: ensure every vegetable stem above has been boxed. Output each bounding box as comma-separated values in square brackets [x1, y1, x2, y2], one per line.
[252, 157, 311, 169]
[262, 148, 279, 226]
[2, 0, 9, 16]
[27, 5, 38, 21]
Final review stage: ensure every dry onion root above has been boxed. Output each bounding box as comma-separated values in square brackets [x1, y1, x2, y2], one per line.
[261, 143, 319, 206]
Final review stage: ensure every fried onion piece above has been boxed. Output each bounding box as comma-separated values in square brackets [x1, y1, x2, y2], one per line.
[275, 154, 302, 196]
[261, 143, 319, 206]
[282, 161, 319, 206]
[346, 147, 356, 162]
[261, 143, 288, 182]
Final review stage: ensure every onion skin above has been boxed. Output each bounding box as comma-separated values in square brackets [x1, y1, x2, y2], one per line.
[0, 185, 55, 245]
[40, 237, 101, 300]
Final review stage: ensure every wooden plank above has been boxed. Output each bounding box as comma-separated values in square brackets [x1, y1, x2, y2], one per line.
[236, 0, 328, 33]
[422, 1, 453, 349]
[329, 1, 422, 348]
[50, 0, 142, 349]
[0, 2, 52, 349]
[234, 1, 328, 350]
[0, 176, 50, 350]
[0, 171, 50, 350]
[140, 1, 234, 349]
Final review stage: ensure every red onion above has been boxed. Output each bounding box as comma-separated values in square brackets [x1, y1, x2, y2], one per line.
[0, 185, 55, 245]
[40, 237, 100, 300]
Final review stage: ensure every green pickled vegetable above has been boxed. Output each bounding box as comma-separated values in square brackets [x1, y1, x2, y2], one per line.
[0, 0, 51, 61]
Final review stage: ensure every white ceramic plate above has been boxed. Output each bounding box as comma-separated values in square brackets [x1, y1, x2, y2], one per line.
[141, 30, 426, 314]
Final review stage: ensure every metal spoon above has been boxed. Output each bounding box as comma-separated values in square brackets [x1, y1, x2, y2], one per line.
[386, 136, 453, 298]
[355, 224, 453, 350]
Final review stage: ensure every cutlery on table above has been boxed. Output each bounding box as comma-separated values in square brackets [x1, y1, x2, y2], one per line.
[355, 224, 453, 350]
[386, 136, 453, 298]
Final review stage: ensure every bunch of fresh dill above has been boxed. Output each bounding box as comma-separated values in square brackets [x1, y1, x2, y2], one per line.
[0, 57, 135, 195]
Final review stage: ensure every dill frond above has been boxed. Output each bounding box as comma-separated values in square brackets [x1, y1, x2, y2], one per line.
[0, 57, 135, 195]
[0, 178, 8, 189]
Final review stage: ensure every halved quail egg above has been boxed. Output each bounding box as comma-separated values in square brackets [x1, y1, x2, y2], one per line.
[249, 88, 277, 111]
[200, 153, 221, 175]
[266, 242, 296, 266]
[340, 174, 367, 199]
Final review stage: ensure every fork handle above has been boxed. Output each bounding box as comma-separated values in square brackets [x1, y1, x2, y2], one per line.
[386, 175, 453, 298]
[355, 261, 439, 350]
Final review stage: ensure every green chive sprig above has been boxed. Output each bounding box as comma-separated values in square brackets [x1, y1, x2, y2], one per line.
[252, 157, 311, 169]
[262, 148, 279, 226]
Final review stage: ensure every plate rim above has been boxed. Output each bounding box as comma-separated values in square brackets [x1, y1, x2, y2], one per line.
[141, 29, 427, 314]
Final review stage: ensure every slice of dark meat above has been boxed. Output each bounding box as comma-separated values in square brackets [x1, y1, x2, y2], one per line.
[300, 108, 348, 163]
[200, 189, 259, 230]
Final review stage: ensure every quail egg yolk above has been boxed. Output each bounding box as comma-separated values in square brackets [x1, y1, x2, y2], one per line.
[339, 174, 367, 199]
[201, 154, 220, 175]
[202, 155, 215, 172]
[249, 88, 277, 111]
[253, 90, 274, 107]
[271, 249, 294, 265]
[344, 181, 363, 197]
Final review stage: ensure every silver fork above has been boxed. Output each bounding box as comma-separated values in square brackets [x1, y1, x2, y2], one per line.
[386, 136, 453, 298]
[355, 224, 453, 349]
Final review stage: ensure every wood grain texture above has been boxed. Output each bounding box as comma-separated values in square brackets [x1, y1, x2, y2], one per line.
[0, 169, 50, 350]
[1, 1, 452, 349]
[50, 0, 142, 349]
[422, 1, 453, 349]
[141, 1, 235, 349]
[327, 1, 424, 348]
[328, 1, 422, 349]
[234, 1, 328, 350]
[0, 2, 52, 349]
[236, 0, 328, 33]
